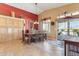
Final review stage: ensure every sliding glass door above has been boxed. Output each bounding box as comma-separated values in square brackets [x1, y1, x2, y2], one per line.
[58, 22, 67, 36]
[69, 20, 79, 36]
[57, 18, 79, 40]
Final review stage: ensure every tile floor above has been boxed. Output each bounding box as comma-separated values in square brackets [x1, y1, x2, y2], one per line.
[0, 39, 64, 56]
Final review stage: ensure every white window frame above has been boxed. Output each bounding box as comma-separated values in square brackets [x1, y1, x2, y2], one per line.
[42, 19, 51, 33]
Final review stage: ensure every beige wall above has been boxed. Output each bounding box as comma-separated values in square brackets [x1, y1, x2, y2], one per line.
[38, 3, 79, 40]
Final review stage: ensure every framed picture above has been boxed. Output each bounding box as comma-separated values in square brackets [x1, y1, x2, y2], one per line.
[51, 21, 55, 25]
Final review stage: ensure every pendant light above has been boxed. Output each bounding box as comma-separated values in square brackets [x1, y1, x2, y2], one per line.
[33, 3, 39, 30]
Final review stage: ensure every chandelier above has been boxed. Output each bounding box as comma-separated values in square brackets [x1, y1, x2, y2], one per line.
[33, 3, 39, 30]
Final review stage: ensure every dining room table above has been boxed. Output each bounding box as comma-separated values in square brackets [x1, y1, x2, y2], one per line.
[22, 30, 47, 44]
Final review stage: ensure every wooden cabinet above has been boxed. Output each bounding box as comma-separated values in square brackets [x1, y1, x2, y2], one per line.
[7, 19, 13, 27]
[0, 18, 6, 27]
[13, 19, 19, 28]
[0, 15, 24, 42]
[19, 19, 24, 28]
[64, 39, 79, 56]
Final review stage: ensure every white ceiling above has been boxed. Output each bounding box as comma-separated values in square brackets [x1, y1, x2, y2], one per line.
[7, 3, 69, 15]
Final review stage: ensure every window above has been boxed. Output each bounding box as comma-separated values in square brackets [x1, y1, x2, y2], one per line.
[70, 20, 79, 29]
[58, 19, 79, 37]
[70, 20, 79, 36]
[42, 20, 51, 33]
[58, 22, 67, 35]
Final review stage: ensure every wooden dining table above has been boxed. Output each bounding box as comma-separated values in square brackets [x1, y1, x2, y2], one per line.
[22, 31, 47, 44]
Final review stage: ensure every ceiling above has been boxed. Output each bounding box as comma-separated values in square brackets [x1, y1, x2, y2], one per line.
[7, 3, 69, 15]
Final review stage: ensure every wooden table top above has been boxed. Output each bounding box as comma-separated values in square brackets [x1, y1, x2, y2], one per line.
[64, 37, 79, 43]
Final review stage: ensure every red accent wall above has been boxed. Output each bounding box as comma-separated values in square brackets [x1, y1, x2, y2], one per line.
[0, 3, 38, 30]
